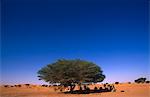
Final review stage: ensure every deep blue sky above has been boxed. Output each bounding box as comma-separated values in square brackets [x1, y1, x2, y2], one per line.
[1, 0, 149, 84]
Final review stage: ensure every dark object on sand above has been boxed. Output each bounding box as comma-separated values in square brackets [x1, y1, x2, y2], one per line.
[146, 81, 150, 83]
[135, 77, 146, 83]
[115, 82, 119, 84]
[4, 85, 9, 88]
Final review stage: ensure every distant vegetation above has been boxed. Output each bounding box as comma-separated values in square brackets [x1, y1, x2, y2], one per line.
[37, 59, 105, 93]
[115, 82, 119, 85]
[134, 77, 149, 83]
[145, 81, 150, 83]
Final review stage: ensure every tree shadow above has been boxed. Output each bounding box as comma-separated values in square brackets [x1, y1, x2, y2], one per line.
[64, 84, 116, 94]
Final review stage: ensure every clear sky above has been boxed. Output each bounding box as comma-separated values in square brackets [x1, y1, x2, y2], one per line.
[1, 0, 149, 85]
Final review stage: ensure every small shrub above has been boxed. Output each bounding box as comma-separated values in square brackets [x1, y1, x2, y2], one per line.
[115, 82, 119, 84]
[18, 85, 21, 87]
[121, 90, 125, 92]
[146, 81, 150, 83]
[25, 84, 30, 86]
[4, 85, 9, 88]
[135, 77, 146, 83]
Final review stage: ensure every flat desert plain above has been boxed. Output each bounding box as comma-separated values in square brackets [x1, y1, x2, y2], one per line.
[0, 83, 150, 97]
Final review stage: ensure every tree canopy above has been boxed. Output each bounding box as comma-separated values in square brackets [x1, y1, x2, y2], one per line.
[37, 59, 105, 89]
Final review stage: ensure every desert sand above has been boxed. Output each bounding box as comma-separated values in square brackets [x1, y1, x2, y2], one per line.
[0, 83, 150, 97]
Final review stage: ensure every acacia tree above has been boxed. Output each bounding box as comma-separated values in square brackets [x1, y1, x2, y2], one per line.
[37, 59, 105, 92]
[135, 77, 146, 83]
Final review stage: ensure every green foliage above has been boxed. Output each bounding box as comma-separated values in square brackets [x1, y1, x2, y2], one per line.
[38, 59, 105, 87]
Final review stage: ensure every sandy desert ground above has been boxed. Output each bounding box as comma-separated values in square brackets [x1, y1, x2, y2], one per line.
[0, 83, 150, 97]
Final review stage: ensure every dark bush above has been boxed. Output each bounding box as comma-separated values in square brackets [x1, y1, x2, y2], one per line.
[135, 77, 146, 83]
[145, 81, 150, 83]
[115, 82, 119, 84]
[14, 85, 21, 87]
[18, 85, 21, 87]
[25, 84, 30, 86]
[4, 85, 9, 88]
[121, 90, 125, 92]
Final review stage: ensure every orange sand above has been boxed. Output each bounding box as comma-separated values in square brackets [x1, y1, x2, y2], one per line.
[0, 83, 150, 97]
